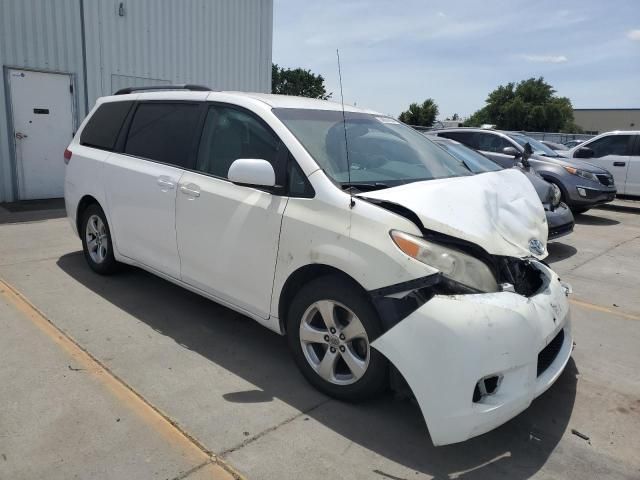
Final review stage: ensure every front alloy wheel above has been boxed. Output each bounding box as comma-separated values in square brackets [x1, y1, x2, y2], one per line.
[287, 275, 388, 401]
[299, 300, 370, 386]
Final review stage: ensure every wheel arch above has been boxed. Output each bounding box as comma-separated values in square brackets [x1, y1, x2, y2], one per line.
[76, 194, 101, 234]
[277, 264, 368, 334]
[539, 174, 569, 202]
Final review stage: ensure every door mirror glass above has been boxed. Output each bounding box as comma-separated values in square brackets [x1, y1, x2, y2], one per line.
[228, 159, 276, 187]
[574, 147, 594, 159]
[502, 146, 520, 157]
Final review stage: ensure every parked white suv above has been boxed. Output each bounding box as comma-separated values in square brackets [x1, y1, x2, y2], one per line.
[64, 86, 572, 446]
[561, 131, 640, 196]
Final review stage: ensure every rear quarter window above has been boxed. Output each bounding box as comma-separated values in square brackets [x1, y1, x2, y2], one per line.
[80, 101, 133, 150]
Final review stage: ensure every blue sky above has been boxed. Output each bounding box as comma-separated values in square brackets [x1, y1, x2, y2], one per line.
[272, 0, 640, 119]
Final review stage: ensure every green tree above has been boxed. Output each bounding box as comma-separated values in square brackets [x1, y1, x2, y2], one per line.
[271, 64, 331, 99]
[398, 99, 439, 127]
[465, 77, 578, 132]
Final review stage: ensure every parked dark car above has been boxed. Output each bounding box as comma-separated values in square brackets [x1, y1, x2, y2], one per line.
[430, 137, 574, 239]
[541, 140, 568, 151]
[564, 139, 585, 149]
[431, 128, 616, 214]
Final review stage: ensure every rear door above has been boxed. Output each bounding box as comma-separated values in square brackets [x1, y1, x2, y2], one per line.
[576, 134, 633, 194]
[624, 135, 640, 196]
[175, 104, 289, 319]
[103, 101, 203, 278]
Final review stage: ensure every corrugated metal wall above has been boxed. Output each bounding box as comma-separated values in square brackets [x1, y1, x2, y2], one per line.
[83, 0, 273, 106]
[0, 0, 86, 202]
[0, 0, 273, 202]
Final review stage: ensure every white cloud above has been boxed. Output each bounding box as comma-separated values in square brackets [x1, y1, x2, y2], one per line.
[437, 11, 446, 17]
[522, 54, 568, 63]
[627, 29, 640, 41]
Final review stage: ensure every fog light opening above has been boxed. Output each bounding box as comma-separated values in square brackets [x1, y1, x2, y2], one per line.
[472, 374, 503, 403]
[577, 187, 587, 197]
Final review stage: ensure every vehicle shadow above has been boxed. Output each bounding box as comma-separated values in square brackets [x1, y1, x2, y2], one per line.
[0, 199, 66, 225]
[546, 242, 578, 264]
[574, 212, 619, 226]
[56, 253, 577, 479]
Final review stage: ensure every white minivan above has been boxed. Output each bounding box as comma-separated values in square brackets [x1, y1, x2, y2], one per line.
[64, 86, 573, 446]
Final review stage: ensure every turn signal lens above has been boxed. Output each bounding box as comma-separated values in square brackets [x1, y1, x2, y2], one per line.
[64, 148, 72, 164]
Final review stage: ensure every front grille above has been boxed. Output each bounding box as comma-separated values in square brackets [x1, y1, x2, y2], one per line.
[537, 329, 564, 377]
[596, 174, 613, 186]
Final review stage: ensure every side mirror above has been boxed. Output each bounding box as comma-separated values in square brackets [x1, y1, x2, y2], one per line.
[228, 159, 276, 188]
[574, 147, 594, 159]
[520, 142, 534, 168]
[502, 146, 520, 157]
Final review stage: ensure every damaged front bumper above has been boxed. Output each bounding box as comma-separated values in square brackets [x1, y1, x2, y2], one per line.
[371, 261, 572, 446]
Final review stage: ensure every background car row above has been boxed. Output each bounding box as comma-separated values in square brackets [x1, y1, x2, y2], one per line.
[428, 128, 617, 214]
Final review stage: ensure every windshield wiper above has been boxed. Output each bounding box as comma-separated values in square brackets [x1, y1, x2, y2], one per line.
[341, 182, 390, 192]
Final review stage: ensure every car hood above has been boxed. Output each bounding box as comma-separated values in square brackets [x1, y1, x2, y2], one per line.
[358, 169, 548, 259]
[531, 153, 608, 173]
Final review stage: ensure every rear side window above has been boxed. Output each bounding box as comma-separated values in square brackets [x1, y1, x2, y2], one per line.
[475, 133, 512, 153]
[438, 131, 477, 148]
[584, 135, 633, 158]
[124, 102, 201, 167]
[80, 101, 133, 150]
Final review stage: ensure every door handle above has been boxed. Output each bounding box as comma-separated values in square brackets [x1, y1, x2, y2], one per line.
[15, 132, 28, 140]
[157, 176, 176, 189]
[179, 183, 200, 198]
[613, 161, 626, 167]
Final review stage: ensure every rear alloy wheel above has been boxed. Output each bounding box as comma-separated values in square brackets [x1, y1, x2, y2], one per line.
[287, 276, 388, 401]
[81, 204, 118, 275]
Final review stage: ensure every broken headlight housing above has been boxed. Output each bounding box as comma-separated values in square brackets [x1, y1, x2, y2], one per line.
[390, 230, 498, 292]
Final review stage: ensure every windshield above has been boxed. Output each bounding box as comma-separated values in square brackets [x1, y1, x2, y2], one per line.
[432, 139, 502, 173]
[509, 134, 559, 157]
[273, 108, 472, 188]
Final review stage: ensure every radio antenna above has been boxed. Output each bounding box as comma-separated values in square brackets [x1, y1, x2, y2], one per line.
[336, 49, 354, 208]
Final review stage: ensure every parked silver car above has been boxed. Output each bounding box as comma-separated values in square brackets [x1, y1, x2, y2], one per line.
[432, 128, 616, 214]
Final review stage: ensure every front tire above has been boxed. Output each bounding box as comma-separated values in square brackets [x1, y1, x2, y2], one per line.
[80, 204, 118, 275]
[286, 275, 388, 402]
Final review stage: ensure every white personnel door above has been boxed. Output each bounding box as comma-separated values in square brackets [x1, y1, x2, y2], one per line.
[8, 69, 74, 200]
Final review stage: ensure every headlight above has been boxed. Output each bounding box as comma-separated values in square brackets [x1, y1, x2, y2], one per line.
[550, 183, 562, 207]
[390, 230, 498, 292]
[564, 166, 598, 182]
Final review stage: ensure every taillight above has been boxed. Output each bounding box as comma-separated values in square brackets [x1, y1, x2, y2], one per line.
[64, 148, 72, 164]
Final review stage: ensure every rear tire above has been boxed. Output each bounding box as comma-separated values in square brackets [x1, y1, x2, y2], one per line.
[286, 275, 388, 402]
[80, 204, 119, 275]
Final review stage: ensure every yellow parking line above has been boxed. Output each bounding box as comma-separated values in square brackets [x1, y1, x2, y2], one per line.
[0, 278, 242, 480]
[570, 298, 640, 321]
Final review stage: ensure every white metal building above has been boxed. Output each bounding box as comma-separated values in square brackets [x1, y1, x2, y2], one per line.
[0, 0, 273, 202]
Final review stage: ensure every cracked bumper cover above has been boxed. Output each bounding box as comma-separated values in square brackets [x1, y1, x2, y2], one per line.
[371, 261, 572, 446]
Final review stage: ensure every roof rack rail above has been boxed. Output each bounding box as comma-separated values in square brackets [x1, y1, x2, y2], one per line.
[114, 84, 212, 95]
